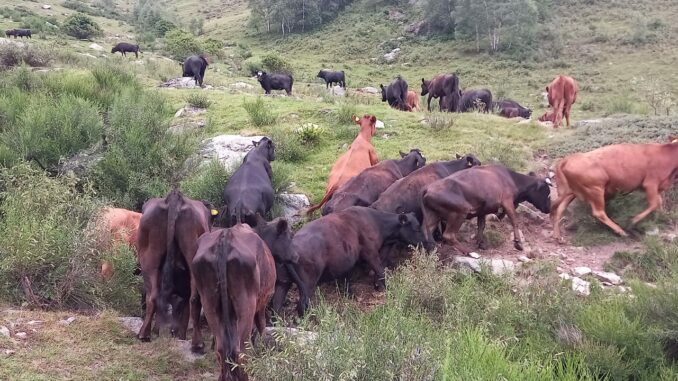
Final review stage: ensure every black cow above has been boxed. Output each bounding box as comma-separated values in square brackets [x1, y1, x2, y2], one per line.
[274, 207, 427, 316]
[380, 76, 410, 111]
[5, 29, 15, 38]
[494, 99, 532, 119]
[458, 89, 493, 113]
[421, 74, 461, 112]
[223, 137, 275, 227]
[371, 154, 482, 223]
[317, 69, 346, 88]
[322, 149, 427, 215]
[111, 42, 142, 58]
[256, 71, 293, 95]
[7, 29, 31, 38]
[421, 165, 551, 255]
[181, 55, 209, 87]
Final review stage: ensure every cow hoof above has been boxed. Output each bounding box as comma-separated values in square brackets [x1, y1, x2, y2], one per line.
[191, 343, 205, 354]
[138, 336, 151, 343]
[514, 240, 524, 251]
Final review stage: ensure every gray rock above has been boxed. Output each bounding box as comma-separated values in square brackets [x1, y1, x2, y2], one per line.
[231, 82, 254, 90]
[489, 259, 516, 275]
[15, 332, 27, 339]
[119, 317, 143, 335]
[330, 85, 345, 97]
[276, 193, 310, 223]
[0, 326, 9, 338]
[573, 118, 614, 128]
[646, 227, 660, 236]
[571, 277, 591, 296]
[59, 317, 76, 326]
[405, 21, 427, 35]
[78, 53, 98, 59]
[160, 77, 198, 89]
[198, 134, 265, 169]
[375, 120, 385, 129]
[572, 266, 592, 276]
[592, 271, 622, 285]
[453, 257, 517, 275]
[383, 48, 401, 63]
[518, 256, 532, 263]
[57, 142, 105, 178]
[454, 257, 481, 272]
[358, 87, 380, 94]
[174, 106, 207, 118]
[89, 43, 103, 51]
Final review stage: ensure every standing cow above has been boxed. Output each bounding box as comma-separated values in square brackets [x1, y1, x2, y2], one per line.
[317, 69, 346, 88]
[182, 55, 209, 87]
[380, 76, 410, 111]
[421, 74, 461, 112]
[6, 29, 31, 38]
[539, 75, 578, 128]
[256, 71, 293, 95]
[111, 42, 142, 58]
[223, 137, 276, 227]
[421, 165, 551, 255]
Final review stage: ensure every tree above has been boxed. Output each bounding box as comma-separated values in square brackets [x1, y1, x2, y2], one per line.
[423, 0, 455, 35]
[61, 14, 102, 40]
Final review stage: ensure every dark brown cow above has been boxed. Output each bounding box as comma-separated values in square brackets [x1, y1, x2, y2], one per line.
[321, 149, 426, 215]
[193, 224, 276, 381]
[276, 207, 427, 316]
[421, 74, 460, 112]
[551, 138, 678, 241]
[136, 189, 211, 352]
[421, 165, 551, 255]
[538, 75, 578, 128]
[371, 154, 481, 222]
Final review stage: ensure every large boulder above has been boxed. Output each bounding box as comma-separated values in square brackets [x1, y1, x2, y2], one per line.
[276, 193, 310, 223]
[160, 77, 198, 89]
[383, 48, 401, 63]
[198, 134, 266, 169]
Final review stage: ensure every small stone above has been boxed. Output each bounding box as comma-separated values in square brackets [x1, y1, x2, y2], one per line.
[59, 317, 76, 325]
[560, 253, 568, 260]
[330, 85, 345, 97]
[559, 273, 571, 280]
[571, 277, 591, 296]
[601, 281, 613, 286]
[565, 258, 575, 264]
[15, 332, 27, 339]
[42, 4, 52, 9]
[468, 252, 481, 259]
[572, 266, 592, 276]
[646, 227, 660, 236]
[358, 87, 379, 94]
[454, 257, 481, 272]
[618, 286, 629, 293]
[174, 108, 185, 118]
[0, 326, 9, 338]
[375, 120, 385, 129]
[518, 256, 532, 263]
[490, 259, 516, 275]
[664, 233, 677, 242]
[3, 349, 15, 356]
[592, 271, 622, 285]
[89, 43, 103, 51]
[231, 82, 254, 90]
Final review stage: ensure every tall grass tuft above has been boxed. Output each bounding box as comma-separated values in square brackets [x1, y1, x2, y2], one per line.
[269, 129, 307, 162]
[185, 93, 212, 109]
[243, 97, 277, 126]
[181, 159, 232, 208]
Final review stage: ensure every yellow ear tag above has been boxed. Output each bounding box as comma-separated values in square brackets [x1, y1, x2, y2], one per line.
[211, 209, 219, 216]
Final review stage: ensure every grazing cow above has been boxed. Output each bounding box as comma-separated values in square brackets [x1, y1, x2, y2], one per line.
[136, 189, 212, 353]
[321, 149, 426, 215]
[96, 208, 142, 280]
[317, 69, 346, 88]
[193, 224, 276, 381]
[421, 74, 461, 112]
[458, 89, 493, 113]
[307, 114, 379, 215]
[371, 154, 482, 222]
[223, 137, 275, 227]
[494, 99, 532, 119]
[421, 165, 551, 255]
[111, 42, 142, 58]
[277, 207, 427, 315]
[256, 71, 293, 95]
[406, 90, 422, 112]
[380, 76, 410, 111]
[551, 138, 678, 241]
[182, 55, 209, 87]
[539, 75, 578, 128]
[6, 29, 31, 38]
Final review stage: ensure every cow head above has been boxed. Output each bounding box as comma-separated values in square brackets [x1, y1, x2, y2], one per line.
[316, 70, 325, 79]
[254, 215, 298, 264]
[520, 108, 533, 119]
[256, 71, 267, 82]
[252, 137, 275, 161]
[380, 84, 387, 102]
[400, 149, 427, 169]
[111, 46, 118, 54]
[455, 154, 482, 168]
[354, 114, 377, 136]
[421, 78, 430, 96]
[394, 213, 428, 248]
[538, 108, 556, 123]
[523, 172, 551, 214]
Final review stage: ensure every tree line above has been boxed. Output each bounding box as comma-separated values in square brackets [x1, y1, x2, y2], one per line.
[247, 0, 353, 35]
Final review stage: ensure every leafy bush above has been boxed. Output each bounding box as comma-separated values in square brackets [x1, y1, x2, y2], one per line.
[242, 97, 277, 126]
[163, 29, 203, 60]
[181, 159, 232, 208]
[61, 13, 103, 39]
[185, 93, 212, 109]
[261, 53, 294, 75]
[605, 94, 635, 116]
[200, 38, 223, 58]
[269, 129, 307, 162]
[295, 123, 324, 146]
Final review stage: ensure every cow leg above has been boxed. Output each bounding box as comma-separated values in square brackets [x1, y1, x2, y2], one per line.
[630, 184, 662, 227]
[427, 95, 433, 112]
[190, 277, 205, 353]
[586, 189, 627, 236]
[564, 105, 571, 128]
[476, 215, 488, 250]
[442, 213, 468, 255]
[551, 193, 576, 243]
[362, 249, 386, 291]
[135, 51, 138, 59]
[138, 270, 160, 341]
[271, 280, 291, 315]
[501, 203, 523, 251]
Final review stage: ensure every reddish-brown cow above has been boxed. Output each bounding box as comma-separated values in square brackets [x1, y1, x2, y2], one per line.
[193, 224, 276, 381]
[421, 74, 460, 112]
[551, 138, 678, 241]
[307, 114, 379, 214]
[406, 90, 421, 112]
[538, 75, 578, 128]
[136, 189, 212, 352]
[96, 207, 142, 280]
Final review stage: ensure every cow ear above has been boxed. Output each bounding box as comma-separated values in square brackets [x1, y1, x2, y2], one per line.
[399, 150, 406, 158]
[352, 115, 360, 123]
[380, 84, 384, 89]
[276, 218, 289, 235]
[398, 213, 408, 225]
[668, 135, 678, 143]
[545, 86, 549, 92]
[370, 116, 377, 124]
[421, 78, 425, 84]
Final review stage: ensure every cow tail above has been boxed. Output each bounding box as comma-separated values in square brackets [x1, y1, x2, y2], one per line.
[306, 184, 337, 216]
[160, 189, 181, 323]
[216, 231, 236, 368]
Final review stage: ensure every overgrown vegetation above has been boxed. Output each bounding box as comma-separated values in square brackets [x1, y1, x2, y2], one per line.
[247, 0, 353, 35]
[242, 96, 278, 126]
[61, 13, 103, 40]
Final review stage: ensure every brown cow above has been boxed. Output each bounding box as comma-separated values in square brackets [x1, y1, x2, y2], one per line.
[421, 74, 461, 112]
[538, 75, 578, 128]
[193, 224, 276, 381]
[95, 208, 142, 280]
[321, 149, 426, 215]
[406, 90, 421, 112]
[421, 165, 551, 255]
[307, 114, 379, 214]
[136, 189, 212, 352]
[551, 138, 678, 241]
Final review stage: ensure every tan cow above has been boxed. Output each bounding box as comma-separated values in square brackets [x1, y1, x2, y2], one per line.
[551, 137, 678, 241]
[96, 208, 142, 280]
[538, 75, 578, 128]
[307, 114, 378, 214]
[406, 90, 421, 112]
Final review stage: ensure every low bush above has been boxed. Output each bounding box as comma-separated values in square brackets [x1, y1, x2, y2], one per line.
[163, 29, 202, 60]
[268, 129, 307, 163]
[295, 123, 324, 146]
[242, 97, 277, 127]
[424, 111, 456, 130]
[181, 159, 232, 208]
[335, 102, 358, 125]
[260, 53, 294, 75]
[61, 13, 103, 40]
[0, 44, 54, 69]
[185, 93, 212, 109]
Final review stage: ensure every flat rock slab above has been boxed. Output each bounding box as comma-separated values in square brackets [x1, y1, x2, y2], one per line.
[453, 257, 518, 275]
[198, 134, 265, 169]
[277, 193, 310, 223]
[161, 77, 198, 89]
[119, 317, 142, 335]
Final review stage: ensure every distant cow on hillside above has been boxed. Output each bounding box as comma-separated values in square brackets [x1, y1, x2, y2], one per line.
[539, 75, 578, 128]
[111, 42, 142, 58]
[317, 69, 346, 88]
[6, 29, 31, 38]
[181, 55, 209, 87]
[257, 71, 294, 95]
[421, 74, 460, 112]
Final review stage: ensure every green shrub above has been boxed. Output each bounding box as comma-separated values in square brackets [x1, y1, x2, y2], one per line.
[181, 159, 232, 208]
[242, 97, 277, 126]
[61, 13, 103, 39]
[269, 130, 307, 163]
[0, 44, 54, 69]
[605, 94, 635, 116]
[185, 93, 212, 109]
[425, 111, 456, 130]
[335, 102, 358, 125]
[243, 57, 263, 76]
[472, 137, 530, 170]
[200, 38, 223, 58]
[295, 123, 324, 146]
[96, 244, 143, 315]
[261, 53, 294, 75]
[163, 29, 202, 60]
